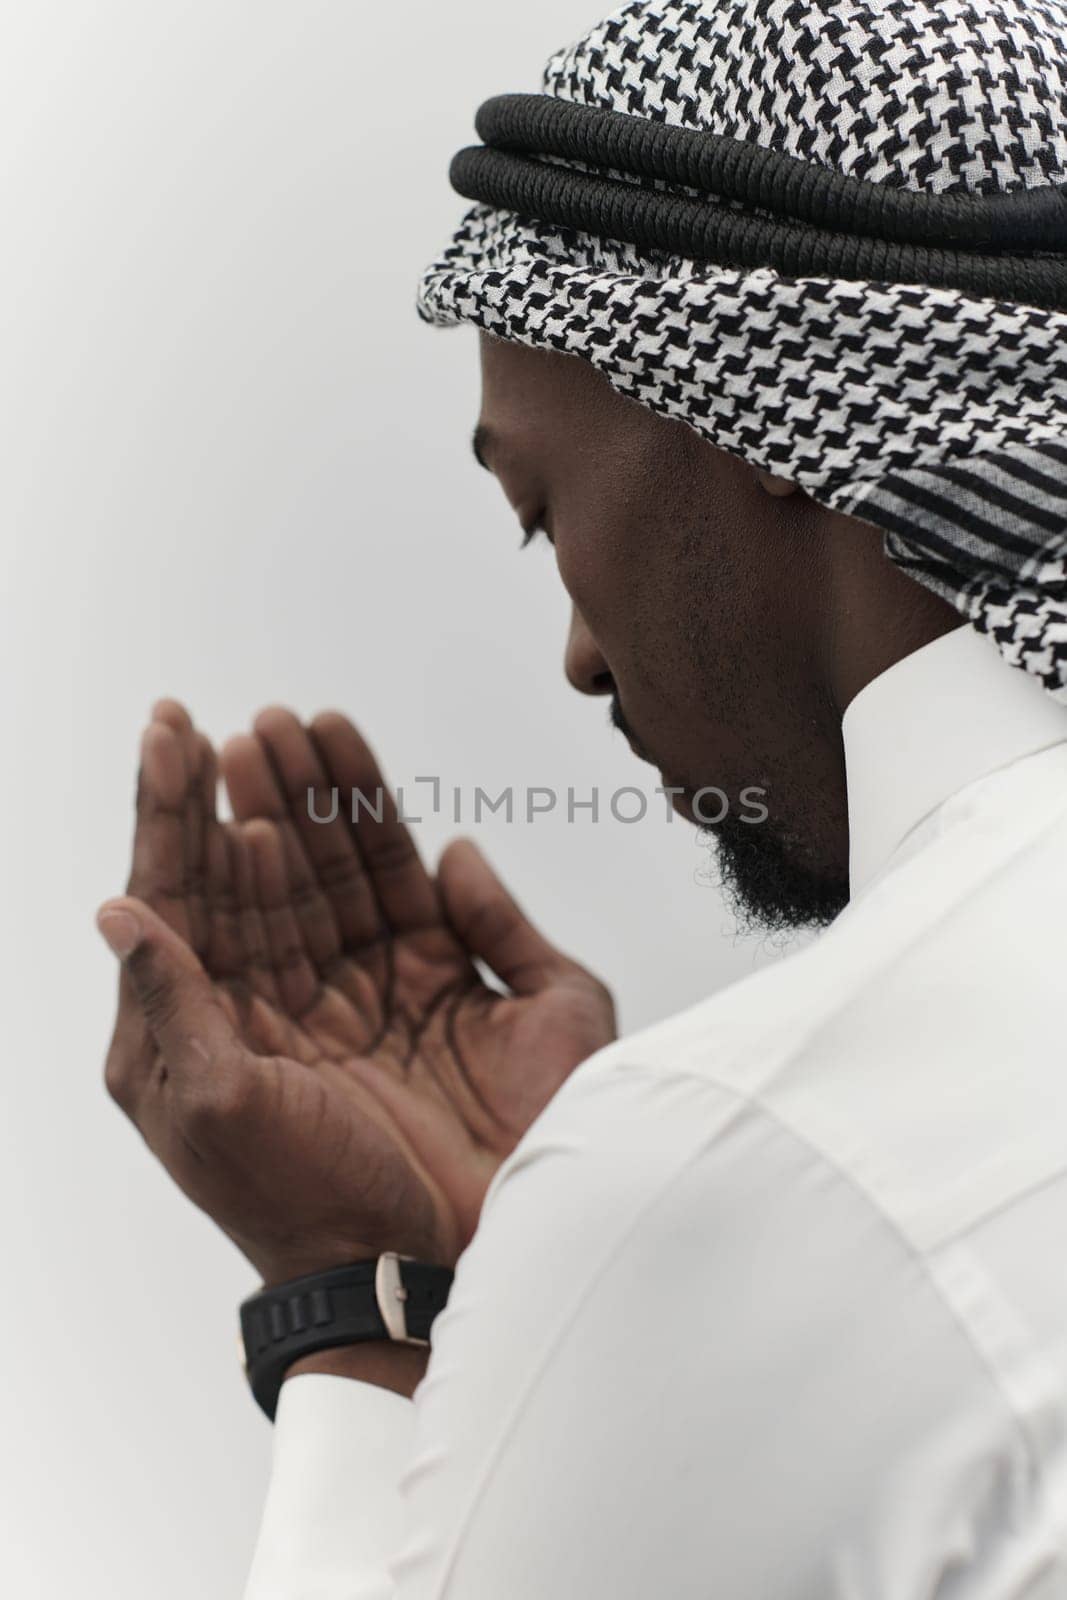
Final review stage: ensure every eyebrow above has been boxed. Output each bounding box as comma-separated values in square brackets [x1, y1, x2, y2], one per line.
[471, 423, 492, 471]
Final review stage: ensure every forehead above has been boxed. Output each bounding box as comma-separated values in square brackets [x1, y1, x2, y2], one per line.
[481, 331, 612, 402]
[477, 332, 649, 447]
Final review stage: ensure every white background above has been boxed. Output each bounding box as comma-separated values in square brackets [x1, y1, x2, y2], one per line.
[1, 6, 791, 1595]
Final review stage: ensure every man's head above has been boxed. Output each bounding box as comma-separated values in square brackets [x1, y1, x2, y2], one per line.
[422, 2, 1067, 932]
[475, 332, 960, 931]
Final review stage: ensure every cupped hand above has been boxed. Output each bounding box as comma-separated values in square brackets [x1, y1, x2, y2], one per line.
[100, 702, 616, 1284]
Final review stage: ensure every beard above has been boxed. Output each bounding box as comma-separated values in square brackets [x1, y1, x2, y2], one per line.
[610, 693, 849, 932]
[699, 812, 850, 935]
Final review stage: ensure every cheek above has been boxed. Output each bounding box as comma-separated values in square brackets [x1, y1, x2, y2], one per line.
[553, 505, 676, 686]
[552, 487, 647, 630]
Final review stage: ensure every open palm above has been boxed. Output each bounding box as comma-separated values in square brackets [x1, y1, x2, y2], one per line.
[102, 702, 616, 1284]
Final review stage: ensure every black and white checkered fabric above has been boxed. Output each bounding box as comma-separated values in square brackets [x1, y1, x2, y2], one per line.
[418, 0, 1067, 699]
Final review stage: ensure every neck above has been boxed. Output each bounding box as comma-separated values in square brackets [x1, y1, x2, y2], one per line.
[821, 511, 963, 716]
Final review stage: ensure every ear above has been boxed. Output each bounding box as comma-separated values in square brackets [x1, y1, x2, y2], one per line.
[756, 469, 800, 499]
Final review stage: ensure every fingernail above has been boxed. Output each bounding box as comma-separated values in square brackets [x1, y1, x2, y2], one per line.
[96, 907, 142, 958]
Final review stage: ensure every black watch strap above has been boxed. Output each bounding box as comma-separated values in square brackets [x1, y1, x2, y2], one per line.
[239, 1254, 454, 1421]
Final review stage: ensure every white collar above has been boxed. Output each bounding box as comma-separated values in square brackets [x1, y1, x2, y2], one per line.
[842, 625, 1067, 895]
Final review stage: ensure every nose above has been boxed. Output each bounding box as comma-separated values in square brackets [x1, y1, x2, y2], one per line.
[564, 605, 613, 697]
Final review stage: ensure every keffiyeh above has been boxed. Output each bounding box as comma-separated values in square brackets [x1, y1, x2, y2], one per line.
[418, 0, 1067, 699]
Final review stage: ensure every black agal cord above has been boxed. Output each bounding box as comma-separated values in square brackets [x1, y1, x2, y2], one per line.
[449, 95, 1067, 310]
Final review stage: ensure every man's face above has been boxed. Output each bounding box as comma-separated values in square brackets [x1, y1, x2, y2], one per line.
[474, 333, 852, 930]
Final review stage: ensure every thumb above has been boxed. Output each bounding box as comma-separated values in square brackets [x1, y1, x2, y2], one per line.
[438, 839, 580, 996]
[96, 896, 241, 1081]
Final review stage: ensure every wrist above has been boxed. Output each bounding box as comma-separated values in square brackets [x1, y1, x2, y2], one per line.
[286, 1341, 430, 1399]
[241, 1257, 449, 1416]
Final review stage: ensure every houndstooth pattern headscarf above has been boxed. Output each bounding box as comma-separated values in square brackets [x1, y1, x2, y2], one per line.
[417, 0, 1067, 700]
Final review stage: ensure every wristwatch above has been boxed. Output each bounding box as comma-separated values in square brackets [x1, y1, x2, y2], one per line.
[239, 1254, 454, 1420]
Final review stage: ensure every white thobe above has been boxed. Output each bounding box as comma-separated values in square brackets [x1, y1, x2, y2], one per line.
[246, 625, 1067, 1598]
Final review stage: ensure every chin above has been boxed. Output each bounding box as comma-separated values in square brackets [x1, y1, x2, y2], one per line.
[700, 814, 851, 935]
[663, 783, 697, 825]
[658, 774, 734, 831]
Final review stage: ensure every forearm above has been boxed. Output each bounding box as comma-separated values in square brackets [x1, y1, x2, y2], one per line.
[287, 1342, 430, 1399]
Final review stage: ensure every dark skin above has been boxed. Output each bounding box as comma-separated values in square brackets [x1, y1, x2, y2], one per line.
[98, 334, 960, 1396]
[99, 706, 615, 1394]
[475, 334, 961, 928]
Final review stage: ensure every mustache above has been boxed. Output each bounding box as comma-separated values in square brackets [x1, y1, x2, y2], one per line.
[609, 694, 651, 763]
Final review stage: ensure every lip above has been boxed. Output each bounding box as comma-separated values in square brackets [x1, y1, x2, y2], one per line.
[616, 711, 684, 796]
[621, 724, 657, 766]
[660, 777, 698, 823]
[658, 770, 689, 798]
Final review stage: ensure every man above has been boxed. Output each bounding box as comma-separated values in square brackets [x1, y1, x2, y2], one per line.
[97, 1, 1067, 1593]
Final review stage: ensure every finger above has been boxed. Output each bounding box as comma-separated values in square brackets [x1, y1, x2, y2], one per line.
[149, 702, 215, 950]
[194, 822, 251, 993]
[182, 829, 321, 1062]
[188, 732, 219, 950]
[230, 839, 340, 1065]
[150, 700, 199, 810]
[245, 819, 323, 1018]
[220, 727, 287, 822]
[151, 697, 195, 745]
[438, 839, 582, 996]
[198, 799, 241, 976]
[96, 896, 247, 1113]
[129, 722, 193, 942]
[221, 731, 345, 968]
[308, 711, 440, 938]
[109, 708, 196, 1111]
[223, 823, 279, 1002]
[244, 708, 387, 952]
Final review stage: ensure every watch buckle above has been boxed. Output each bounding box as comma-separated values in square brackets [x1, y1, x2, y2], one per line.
[375, 1252, 428, 1346]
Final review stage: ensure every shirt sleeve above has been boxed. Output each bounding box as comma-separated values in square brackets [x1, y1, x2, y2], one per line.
[243, 1376, 416, 1600]
[244, 1057, 1032, 1599]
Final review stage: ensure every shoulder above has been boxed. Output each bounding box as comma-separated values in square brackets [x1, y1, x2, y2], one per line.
[447, 1048, 1046, 1597]
[475, 751, 1067, 1306]
[433, 764, 1067, 1591]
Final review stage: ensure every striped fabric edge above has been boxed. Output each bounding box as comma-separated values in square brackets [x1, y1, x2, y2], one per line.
[840, 442, 1067, 698]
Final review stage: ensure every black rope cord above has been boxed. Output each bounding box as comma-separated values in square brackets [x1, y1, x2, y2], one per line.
[449, 95, 1067, 311]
